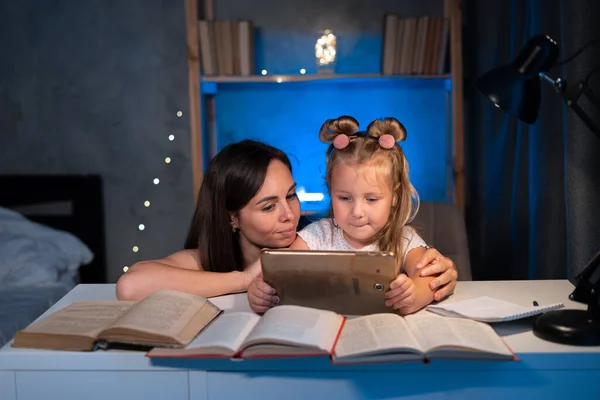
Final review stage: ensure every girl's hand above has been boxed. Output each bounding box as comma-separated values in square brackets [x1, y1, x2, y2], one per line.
[385, 274, 416, 312]
[247, 274, 279, 314]
[415, 248, 458, 301]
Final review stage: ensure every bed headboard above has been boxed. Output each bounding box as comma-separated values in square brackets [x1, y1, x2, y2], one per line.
[0, 175, 107, 283]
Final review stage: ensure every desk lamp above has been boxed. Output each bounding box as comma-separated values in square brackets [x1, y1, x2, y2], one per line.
[475, 34, 600, 346]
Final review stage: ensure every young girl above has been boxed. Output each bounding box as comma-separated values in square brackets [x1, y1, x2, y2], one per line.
[248, 116, 435, 314]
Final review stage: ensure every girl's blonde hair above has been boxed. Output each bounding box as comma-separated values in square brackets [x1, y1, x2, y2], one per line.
[319, 115, 420, 266]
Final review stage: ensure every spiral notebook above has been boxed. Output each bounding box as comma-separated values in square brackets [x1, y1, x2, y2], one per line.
[426, 296, 564, 323]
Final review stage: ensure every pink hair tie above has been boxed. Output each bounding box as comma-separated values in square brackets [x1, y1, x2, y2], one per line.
[333, 134, 350, 150]
[379, 134, 396, 149]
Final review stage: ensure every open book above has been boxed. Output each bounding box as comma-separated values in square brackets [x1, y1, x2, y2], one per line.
[331, 312, 515, 364]
[147, 306, 515, 363]
[147, 305, 346, 358]
[426, 296, 565, 322]
[12, 290, 222, 351]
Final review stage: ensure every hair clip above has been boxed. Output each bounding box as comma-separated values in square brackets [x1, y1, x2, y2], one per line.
[333, 134, 350, 149]
[378, 134, 396, 149]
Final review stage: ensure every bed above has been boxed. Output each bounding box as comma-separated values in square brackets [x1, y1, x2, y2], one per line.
[0, 175, 107, 346]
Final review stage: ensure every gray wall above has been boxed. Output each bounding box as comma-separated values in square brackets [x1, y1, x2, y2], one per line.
[0, 0, 194, 283]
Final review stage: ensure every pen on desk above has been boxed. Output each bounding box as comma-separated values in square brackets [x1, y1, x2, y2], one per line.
[533, 301, 539, 306]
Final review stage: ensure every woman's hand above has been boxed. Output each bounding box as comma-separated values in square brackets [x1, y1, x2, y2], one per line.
[247, 275, 279, 314]
[385, 274, 417, 313]
[415, 248, 458, 301]
[241, 258, 264, 290]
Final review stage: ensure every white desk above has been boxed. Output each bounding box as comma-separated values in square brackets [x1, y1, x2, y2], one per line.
[1, 280, 599, 400]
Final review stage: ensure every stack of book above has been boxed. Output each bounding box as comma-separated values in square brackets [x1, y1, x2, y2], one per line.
[381, 13, 450, 76]
[198, 20, 255, 77]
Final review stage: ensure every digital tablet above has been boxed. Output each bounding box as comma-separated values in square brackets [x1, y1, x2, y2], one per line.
[261, 249, 398, 315]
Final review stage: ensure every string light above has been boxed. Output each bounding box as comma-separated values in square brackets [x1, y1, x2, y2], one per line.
[127, 116, 179, 275]
[261, 69, 268, 75]
[300, 68, 306, 74]
[315, 29, 337, 70]
[276, 77, 283, 83]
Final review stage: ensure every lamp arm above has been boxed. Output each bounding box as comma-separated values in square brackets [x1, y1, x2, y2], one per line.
[552, 38, 600, 67]
[569, 250, 600, 320]
[539, 73, 600, 141]
[584, 65, 600, 84]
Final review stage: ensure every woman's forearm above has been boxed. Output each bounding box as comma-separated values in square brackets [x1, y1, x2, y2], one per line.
[115, 261, 248, 301]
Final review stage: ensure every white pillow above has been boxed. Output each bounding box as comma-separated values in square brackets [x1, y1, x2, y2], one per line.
[0, 207, 94, 285]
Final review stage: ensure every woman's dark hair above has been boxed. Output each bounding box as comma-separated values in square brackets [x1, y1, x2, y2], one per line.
[184, 140, 293, 272]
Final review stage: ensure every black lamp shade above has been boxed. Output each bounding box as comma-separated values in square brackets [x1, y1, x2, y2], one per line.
[475, 34, 559, 124]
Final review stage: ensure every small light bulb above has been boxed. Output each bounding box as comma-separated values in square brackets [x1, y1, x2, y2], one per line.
[261, 69, 267, 75]
[168, 135, 175, 141]
[123, 266, 129, 272]
[176, 111, 183, 117]
[300, 68, 306, 74]
[165, 157, 171, 164]
[138, 224, 145, 231]
[153, 178, 160, 185]
[276, 77, 283, 83]
[144, 200, 150, 207]
[132, 246, 139, 252]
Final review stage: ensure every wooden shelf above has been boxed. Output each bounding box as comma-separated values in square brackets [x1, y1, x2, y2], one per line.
[186, 0, 464, 211]
[200, 73, 452, 95]
[202, 73, 450, 83]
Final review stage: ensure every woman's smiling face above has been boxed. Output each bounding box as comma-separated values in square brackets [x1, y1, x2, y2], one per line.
[233, 160, 301, 249]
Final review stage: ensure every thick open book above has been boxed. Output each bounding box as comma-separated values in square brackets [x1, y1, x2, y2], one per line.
[147, 305, 346, 358]
[147, 307, 515, 363]
[331, 312, 515, 364]
[12, 290, 222, 351]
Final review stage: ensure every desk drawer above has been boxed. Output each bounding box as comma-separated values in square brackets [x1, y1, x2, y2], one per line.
[0, 371, 16, 400]
[16, 371, 188, 400]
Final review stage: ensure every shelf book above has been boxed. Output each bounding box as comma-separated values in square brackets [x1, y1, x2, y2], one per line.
[147, 305, 517, 364]
[198, 19, 255, 77]
[381, 13, 450, 76]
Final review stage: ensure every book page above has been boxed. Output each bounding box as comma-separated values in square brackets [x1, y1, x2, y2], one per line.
[108, 290, 209, 337]
[21, 301, 134, 338]
[405, 313, 511, 355]
[181, 312, 260, 354]
[334, 314, 422, 359]
[242, 305, 343, 352]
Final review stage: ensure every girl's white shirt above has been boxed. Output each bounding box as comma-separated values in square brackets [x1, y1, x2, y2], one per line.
[297, 218, 427, 268]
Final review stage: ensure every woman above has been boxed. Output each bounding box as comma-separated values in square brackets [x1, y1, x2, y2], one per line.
[116, 140, 458, 301]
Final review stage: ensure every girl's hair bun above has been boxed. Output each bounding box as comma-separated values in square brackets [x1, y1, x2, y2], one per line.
[319, 115, 360, 143]
[366, 117, 407, 142]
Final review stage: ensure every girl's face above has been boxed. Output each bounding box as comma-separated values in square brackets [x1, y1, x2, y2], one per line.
[330, 162, 394, 249]
[233, 160, 301, 249]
